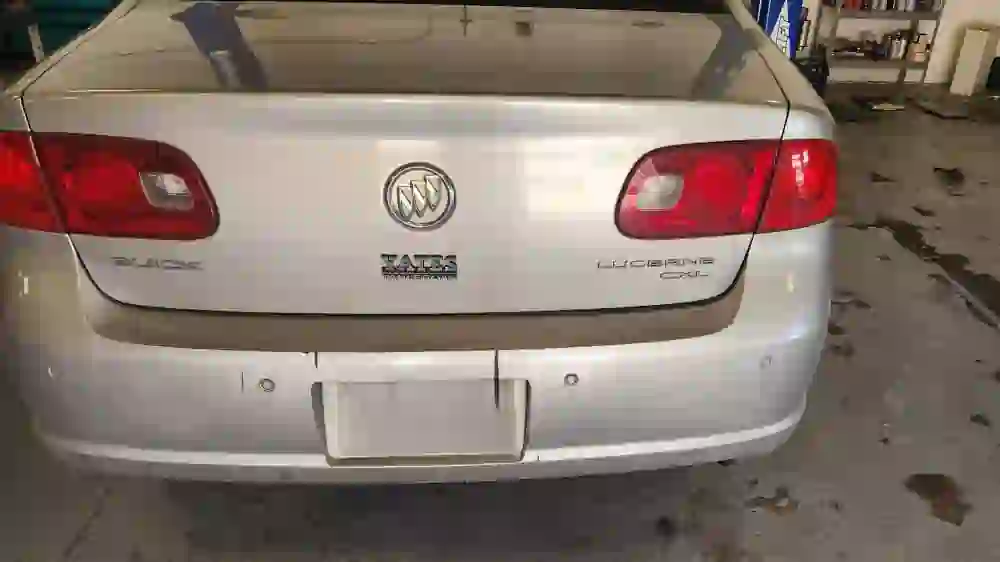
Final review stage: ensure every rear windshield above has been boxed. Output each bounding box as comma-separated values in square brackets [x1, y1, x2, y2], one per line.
[214, 1, 730, 13]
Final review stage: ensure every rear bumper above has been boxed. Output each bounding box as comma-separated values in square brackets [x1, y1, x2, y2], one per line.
[42, 401, 804, 483]
[1, 223, 831, 483]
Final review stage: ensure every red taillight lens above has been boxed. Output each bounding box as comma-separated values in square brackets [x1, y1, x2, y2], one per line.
[34, 134, 217, 239]
[616, 139, 837, 239]
[758, 139, 838, 233]
[0, 132, 60, 232]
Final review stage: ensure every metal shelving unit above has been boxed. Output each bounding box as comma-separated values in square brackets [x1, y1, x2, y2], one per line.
[813, 1, 947, 98]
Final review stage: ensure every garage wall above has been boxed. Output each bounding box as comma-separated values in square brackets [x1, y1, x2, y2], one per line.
[803, 0, 1000, 84]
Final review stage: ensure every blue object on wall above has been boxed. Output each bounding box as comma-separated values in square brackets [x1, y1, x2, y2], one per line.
[751, 0, 802, 59]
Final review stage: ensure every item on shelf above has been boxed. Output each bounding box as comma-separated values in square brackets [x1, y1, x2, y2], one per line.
[829, 38, 869, 58]
[826, 0, 936, 13]
[888, 30, 911, 60]
[910, 33, 929, 62]
[829, 29, 913, 61]
[875, 33, 892, 59]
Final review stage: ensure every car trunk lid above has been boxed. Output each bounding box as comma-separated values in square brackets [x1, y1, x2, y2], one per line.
[21, 1, 789, 315]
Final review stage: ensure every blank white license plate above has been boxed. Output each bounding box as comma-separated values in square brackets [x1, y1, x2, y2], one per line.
[322, 380, 526, 463]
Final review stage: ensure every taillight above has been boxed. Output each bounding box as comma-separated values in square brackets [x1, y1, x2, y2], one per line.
[757, 140, 838, 233]
[0, 131, 217, 240]
[616, 139, 837, 239]
[0, 132, 60, 232]
[35, 134, 217, 239]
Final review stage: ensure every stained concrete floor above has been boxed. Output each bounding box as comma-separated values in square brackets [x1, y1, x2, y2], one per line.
[3, 104, 1000, 562]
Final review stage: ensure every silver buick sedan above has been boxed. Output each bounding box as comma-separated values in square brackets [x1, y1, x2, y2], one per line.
[0, 0, 834, 483]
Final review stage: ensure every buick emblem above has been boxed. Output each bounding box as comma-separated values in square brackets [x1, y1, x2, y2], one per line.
[383, 163, 456, 230]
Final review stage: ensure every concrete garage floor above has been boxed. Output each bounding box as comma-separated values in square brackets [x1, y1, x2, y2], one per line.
[3, 106, 1000, 562]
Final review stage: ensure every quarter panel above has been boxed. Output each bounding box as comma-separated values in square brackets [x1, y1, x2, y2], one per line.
[500, 221, 831, 446]
[0, 226, 322, 452]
